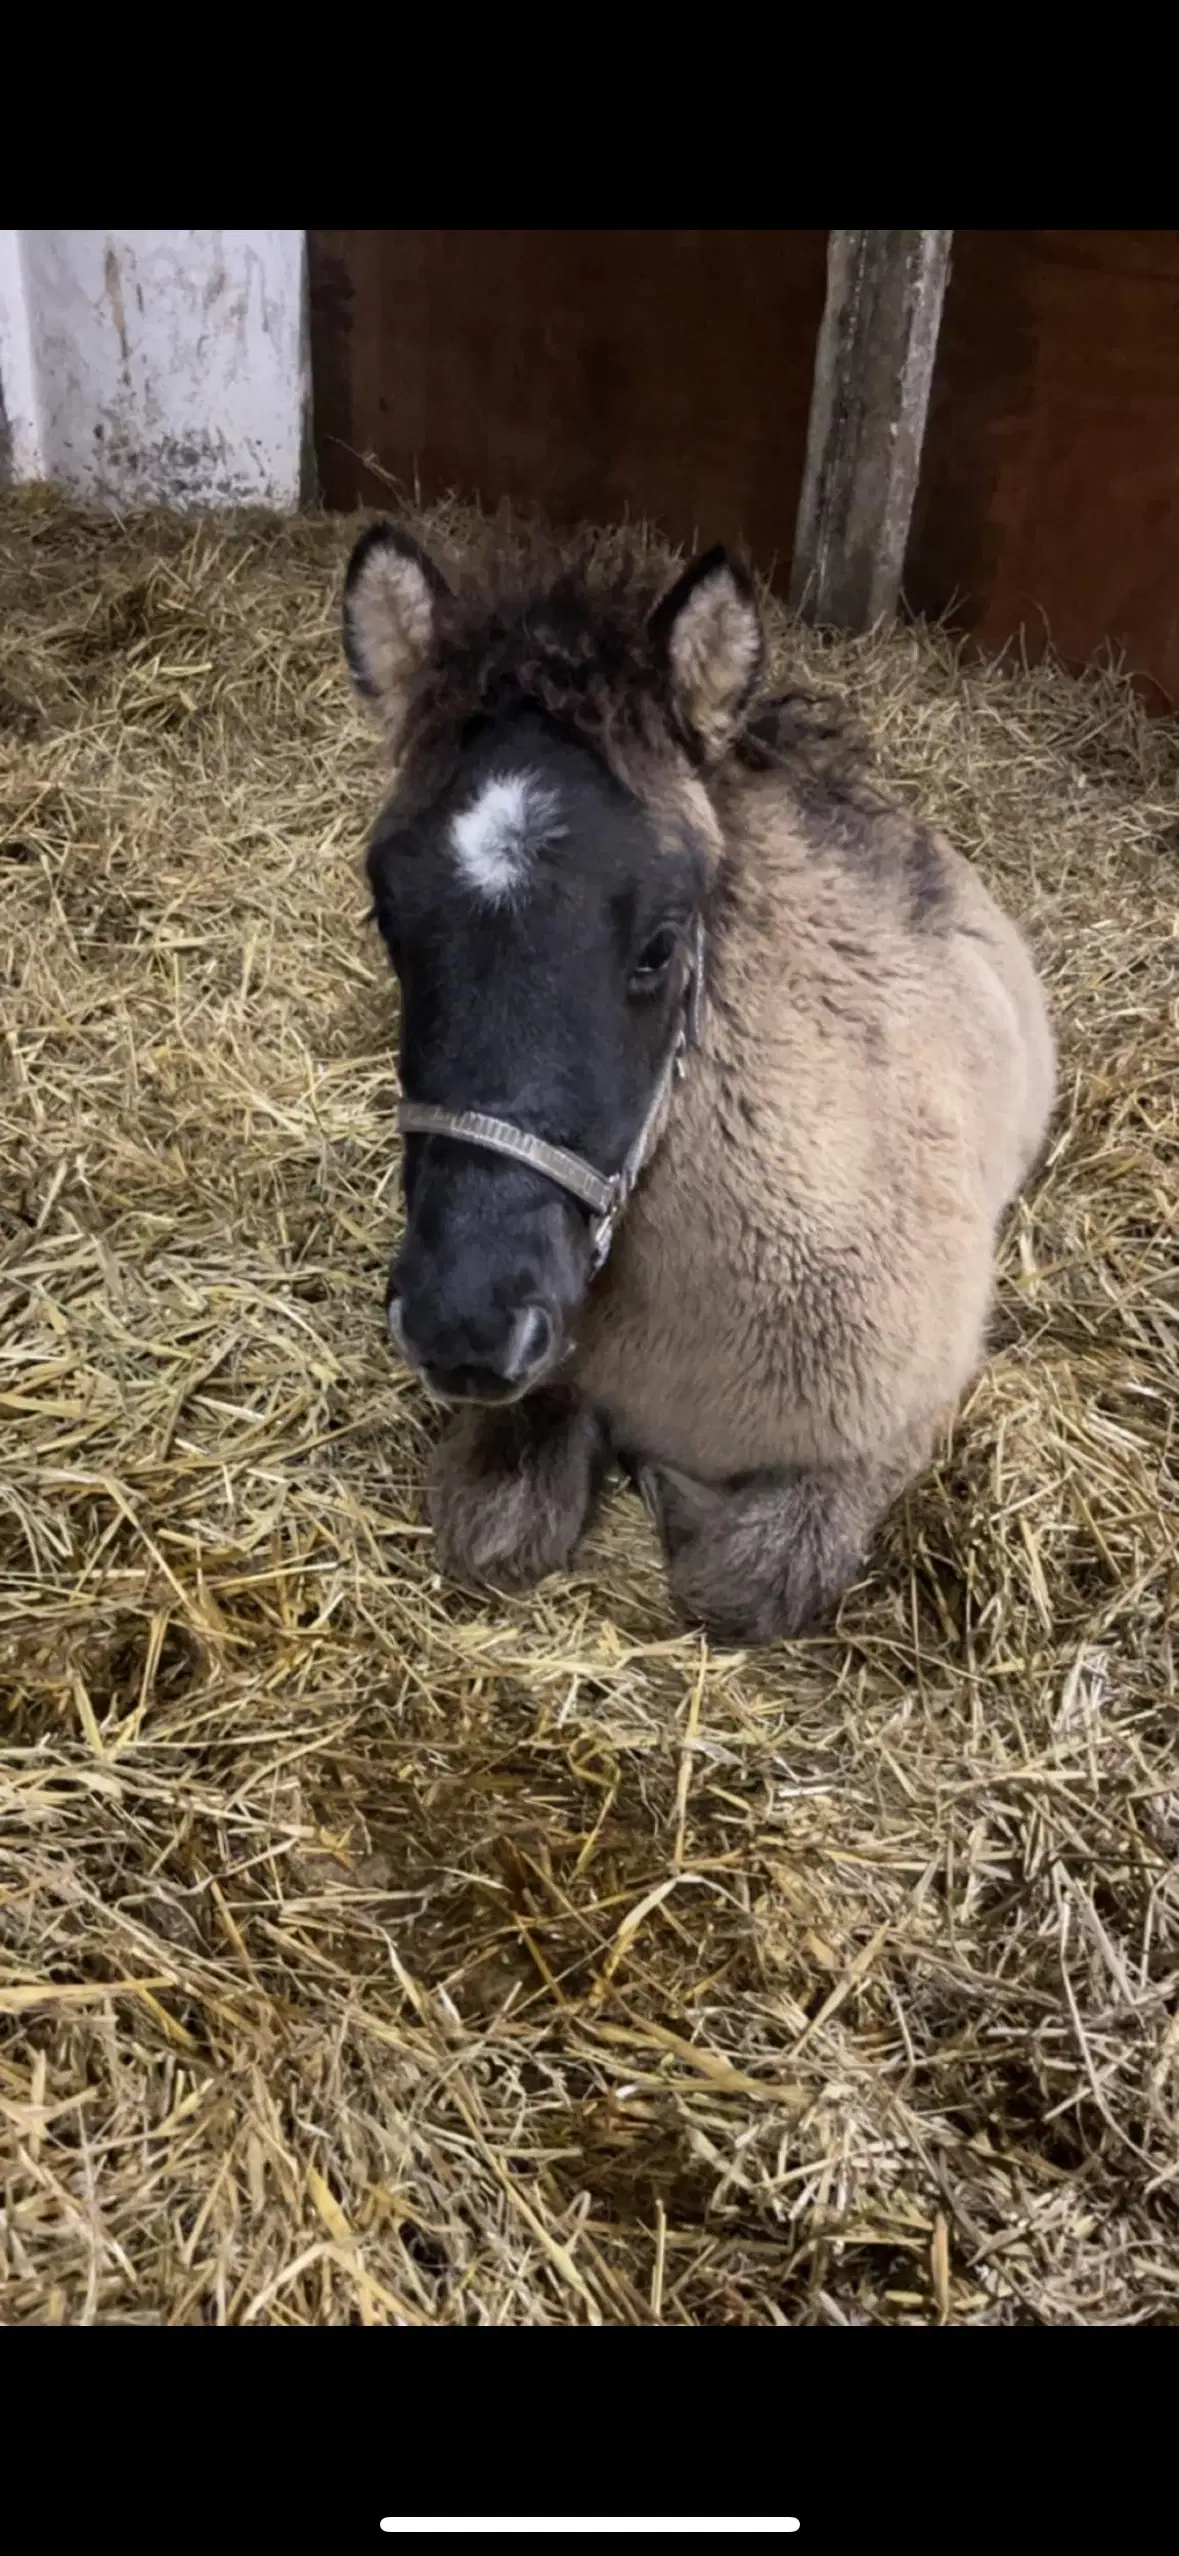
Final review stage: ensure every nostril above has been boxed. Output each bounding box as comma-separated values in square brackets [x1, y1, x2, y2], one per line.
[502, 1302, 554, 1383]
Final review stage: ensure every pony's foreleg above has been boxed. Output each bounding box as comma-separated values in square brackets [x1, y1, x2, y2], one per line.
[428, 1390, 610, 1593]
[638, 1456, 905, 1645]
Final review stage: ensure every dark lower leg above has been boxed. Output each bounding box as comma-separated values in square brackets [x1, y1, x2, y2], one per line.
[428, 1390, 610, 1593]
[640, 1457, 900, 1645]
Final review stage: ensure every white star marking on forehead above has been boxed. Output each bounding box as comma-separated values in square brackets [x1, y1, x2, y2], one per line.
[449, 771, 564, 902]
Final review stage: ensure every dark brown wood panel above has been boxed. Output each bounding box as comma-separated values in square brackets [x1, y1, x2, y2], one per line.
[906, 230, 1179, 704]
[308, 230, 829, 581]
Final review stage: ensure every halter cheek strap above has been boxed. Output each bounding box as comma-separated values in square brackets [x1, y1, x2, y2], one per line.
[396, 918, 705, 1275]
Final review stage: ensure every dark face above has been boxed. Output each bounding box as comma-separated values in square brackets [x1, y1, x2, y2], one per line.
[370, 711, 703, 1404]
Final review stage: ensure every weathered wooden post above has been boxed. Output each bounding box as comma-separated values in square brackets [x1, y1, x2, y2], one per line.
[790, 230, 952, 632]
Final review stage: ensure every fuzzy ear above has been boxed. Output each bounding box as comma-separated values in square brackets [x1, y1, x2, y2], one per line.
[342, 520, 450, 738]
[650, 545, 765, 763]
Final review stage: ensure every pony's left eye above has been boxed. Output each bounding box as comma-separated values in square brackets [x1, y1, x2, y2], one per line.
[629, 926, 678, 990]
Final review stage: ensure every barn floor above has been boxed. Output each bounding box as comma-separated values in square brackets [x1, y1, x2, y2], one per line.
[1, 489, 1177, 2327]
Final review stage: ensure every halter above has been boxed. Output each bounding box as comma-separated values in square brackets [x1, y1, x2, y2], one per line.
[397, 919, 706, 1275]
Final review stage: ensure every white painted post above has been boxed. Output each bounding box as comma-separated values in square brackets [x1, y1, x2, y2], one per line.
[0, 232, 43, 482]
[0, 231, 310, 510]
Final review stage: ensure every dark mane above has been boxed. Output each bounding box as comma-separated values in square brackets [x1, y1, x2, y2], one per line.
[391, 516, 894, 822]
[397, 527, 671, 797]
[739, 690, 897, 812]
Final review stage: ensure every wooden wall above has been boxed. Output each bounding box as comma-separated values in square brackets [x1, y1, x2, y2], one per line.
[906, 230, 1179, 704]
[307, 230, 829, 577]
[309, 229, 1179, 704]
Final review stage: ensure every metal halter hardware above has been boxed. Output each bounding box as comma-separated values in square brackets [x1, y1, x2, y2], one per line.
[397, 918, 706, 1276]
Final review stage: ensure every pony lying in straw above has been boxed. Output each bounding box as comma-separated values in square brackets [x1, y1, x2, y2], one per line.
[344, 521, 1055, 1644]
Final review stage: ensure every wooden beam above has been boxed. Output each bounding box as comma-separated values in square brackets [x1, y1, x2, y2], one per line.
[789, 230, 952, 632]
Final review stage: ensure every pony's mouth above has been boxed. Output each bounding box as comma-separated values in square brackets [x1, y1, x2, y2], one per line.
[421, 1369, 541, 1410]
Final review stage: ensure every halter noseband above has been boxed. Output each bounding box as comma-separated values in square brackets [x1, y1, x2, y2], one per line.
[397, 919, 705, 1275]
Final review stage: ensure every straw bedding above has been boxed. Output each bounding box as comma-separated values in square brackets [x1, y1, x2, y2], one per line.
[1, 487, 1176, 2325]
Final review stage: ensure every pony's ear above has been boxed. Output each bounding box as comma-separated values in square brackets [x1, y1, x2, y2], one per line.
[650, 545, 764, 763]
[342, 520, 450, 740]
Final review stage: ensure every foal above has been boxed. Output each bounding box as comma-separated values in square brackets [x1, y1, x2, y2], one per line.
[344, 521, 1055, 1643]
